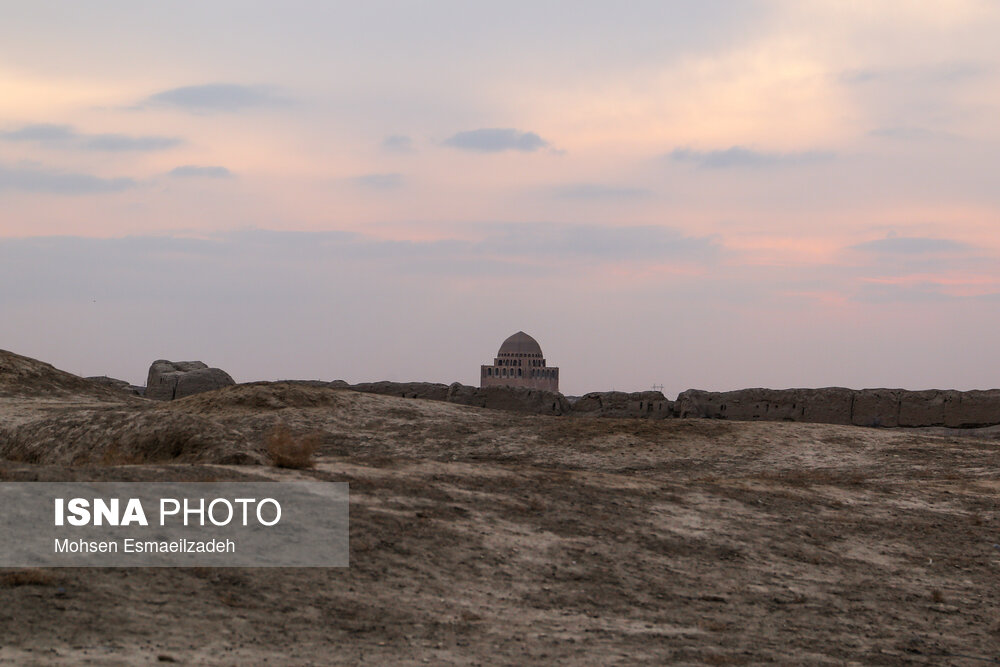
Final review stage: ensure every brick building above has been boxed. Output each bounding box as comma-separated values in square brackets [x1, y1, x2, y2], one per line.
[480, 331, 559, 392]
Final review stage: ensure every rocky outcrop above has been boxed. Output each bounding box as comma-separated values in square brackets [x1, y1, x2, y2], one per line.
[145, 360, 235, 401]
[86, 376, 145, 397]
[571, 391, 672, 419]
[675, 387, 1000, 428]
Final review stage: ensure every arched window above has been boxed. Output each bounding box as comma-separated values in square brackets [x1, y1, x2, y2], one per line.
[518, 368, 522, 377]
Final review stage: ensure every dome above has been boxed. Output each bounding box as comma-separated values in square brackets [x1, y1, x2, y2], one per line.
[497, 331, 543, 357]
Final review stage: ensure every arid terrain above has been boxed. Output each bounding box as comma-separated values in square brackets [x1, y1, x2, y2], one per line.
[1, 349, 998, 665]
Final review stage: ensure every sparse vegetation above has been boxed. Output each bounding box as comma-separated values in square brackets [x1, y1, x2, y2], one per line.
[98, 442, 145, 466]
[700, 653, 752, 666]
[265, 423, 320, 468]
[768, 468, 868, 487]
[2, 406, 264, 466]
[0, 569, 60, 588]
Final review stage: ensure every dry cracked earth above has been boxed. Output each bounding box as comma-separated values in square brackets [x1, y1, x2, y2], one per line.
[1, 349, 999, 665]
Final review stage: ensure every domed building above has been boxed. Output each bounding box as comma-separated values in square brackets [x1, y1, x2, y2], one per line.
[481, 331, 559, 392]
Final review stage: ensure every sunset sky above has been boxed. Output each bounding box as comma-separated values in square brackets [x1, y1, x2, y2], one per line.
[3, 1, 1000, 395]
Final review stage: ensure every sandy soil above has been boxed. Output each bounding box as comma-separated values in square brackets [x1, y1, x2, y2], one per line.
[1, 352, 999, 665]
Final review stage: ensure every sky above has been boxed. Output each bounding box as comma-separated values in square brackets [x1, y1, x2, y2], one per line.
[2, 1, 1000, 396]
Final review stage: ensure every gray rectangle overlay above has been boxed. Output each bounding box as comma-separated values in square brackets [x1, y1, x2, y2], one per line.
[0, 482, 348, 567]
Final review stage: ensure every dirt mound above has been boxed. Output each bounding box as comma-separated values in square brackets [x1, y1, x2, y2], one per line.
[3, 414, 999, 664]
[0, 406, 262, 465]
[170, 381, 351, 412]
[86, 375, 145, 397]
[0, 349, 130, 401]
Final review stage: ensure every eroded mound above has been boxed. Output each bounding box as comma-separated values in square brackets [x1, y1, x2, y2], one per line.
[0, 406, 262, 465]
[169, 381, 352, 412]
[0, 349, 129, 401]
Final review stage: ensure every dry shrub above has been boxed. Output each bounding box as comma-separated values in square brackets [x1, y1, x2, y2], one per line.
[98, 442, 145, 466]
[769, 468, 867, 487]
[458, 608, 483, 623]
[700, 653, 751, 665]
[0, 568, 60, 588]
[265, 423, 319, 469]
[357, 454, 400, 468]
[698, 619, 731, 633]
[931, 589, 945, 604]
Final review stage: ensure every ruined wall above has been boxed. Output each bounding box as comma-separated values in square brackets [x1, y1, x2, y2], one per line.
[675, 388, 854, 425]
[342, 380, 566, 415]
[675, 387, 1000, 428]
[446, 383, 570, 415]
[342, 380, 1000, 427]
[343, 382, 665, 418]
[570, 391, 673, 420]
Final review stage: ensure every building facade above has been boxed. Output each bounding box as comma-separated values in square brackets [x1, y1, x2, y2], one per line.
[480, 331, 559, 392]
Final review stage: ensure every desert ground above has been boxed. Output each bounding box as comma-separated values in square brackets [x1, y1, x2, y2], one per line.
[1, 349, 998, 665]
